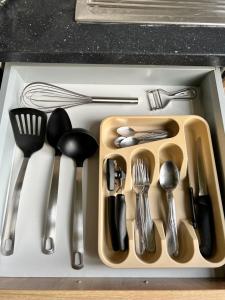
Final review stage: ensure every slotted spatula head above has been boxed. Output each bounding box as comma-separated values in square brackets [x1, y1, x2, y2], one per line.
[9, 108, 47, 158]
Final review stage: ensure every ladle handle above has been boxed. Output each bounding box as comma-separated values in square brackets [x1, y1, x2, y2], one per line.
[1, 157, 29, 256]
[72, 166, 84, 270]
[166, 190, 179, 257]
[42, 155, 60, 255]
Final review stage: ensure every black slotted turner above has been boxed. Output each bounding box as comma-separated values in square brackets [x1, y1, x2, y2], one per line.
[1, 108, 47, 256]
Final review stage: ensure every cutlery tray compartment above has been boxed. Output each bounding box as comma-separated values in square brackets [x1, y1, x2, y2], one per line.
[98, 115, 225, 268]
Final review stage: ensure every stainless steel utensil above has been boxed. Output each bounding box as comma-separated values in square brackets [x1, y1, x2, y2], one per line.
[42, 108, 72, 255]
[159, 161, 180, 257]
[142, 160, 155, 253]
[146, 88, 197, 111]
[117, 126, 166, 137]
[115, 130, 169, 148]
[132, 158, 155, 254]
[1, 108, 47, 256]
[132, 159, 145, 255]
[57, 128, 98, 270]
[20, 82, 139, 113]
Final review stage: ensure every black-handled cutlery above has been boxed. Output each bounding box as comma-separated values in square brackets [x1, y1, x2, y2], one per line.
[106, 159, 128, 252]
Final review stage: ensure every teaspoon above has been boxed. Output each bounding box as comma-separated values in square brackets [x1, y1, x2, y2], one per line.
[117, 126, 165, 137]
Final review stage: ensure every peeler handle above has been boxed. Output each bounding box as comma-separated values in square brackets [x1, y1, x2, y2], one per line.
[167, 88, 197, 99]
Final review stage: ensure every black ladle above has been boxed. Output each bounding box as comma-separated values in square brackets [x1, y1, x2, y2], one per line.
[57, 128, 98, 270]
[42, 108, 72, 255]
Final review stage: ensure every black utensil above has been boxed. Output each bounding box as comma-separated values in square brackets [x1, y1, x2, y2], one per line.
[1, 108, 47, 256]
[106, 159, 128, 252]
[107, 194, 128, 251]
[195, 138, 214, 258]
[57, 128, 98, 270]
[42, 108, 72, 255]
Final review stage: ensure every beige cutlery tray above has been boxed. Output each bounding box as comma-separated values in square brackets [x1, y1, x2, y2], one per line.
[98, 115, 225, 268]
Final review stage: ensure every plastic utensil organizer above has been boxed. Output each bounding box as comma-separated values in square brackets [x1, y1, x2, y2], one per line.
[98, 115, 225, 268]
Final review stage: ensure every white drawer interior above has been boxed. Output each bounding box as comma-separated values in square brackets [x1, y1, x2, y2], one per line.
[0, 63, 224, 278]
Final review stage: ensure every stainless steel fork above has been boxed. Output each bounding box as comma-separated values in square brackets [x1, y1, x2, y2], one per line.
[132, 158, 155, 255]
[132, 159, 145, 255]
[142, 161, 155, 253]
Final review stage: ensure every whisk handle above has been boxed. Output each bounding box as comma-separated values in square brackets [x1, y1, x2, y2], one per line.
[91, 97, 138, 104]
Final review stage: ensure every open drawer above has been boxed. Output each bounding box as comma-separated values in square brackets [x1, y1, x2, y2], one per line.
[0, 63, 225, 297]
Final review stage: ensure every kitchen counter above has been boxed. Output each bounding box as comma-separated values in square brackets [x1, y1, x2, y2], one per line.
[0, 0, 225, 66]
[1, 0, 225, 66]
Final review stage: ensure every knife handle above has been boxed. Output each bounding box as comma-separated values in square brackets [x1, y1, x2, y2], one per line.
[116, 194, 128, 251]
[196, 195, 214, 258]
[107, 195, 119, 251]
[107, 194, 128, 251]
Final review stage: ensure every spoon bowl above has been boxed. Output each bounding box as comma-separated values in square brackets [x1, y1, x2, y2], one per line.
[47, 108, 72, 154]
[57, 128, 98, 166]
[117, 126, 135, 137]
[119, 136, 139, 147]
[159, 161, 180, 190]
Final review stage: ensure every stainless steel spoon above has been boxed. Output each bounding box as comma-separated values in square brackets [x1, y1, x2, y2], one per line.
[115, 131, 169, 148]
[159, 161, 180, 257]
[117, 126, 166, 137]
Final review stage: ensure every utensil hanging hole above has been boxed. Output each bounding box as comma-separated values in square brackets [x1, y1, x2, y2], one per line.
[72, 251, 84, 269]
[4, 238, 13, 253]
[44, 237, 54, 252]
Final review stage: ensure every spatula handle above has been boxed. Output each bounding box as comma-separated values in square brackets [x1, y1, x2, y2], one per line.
[72, 166, 84, 270]
[1, 157, 29, 256]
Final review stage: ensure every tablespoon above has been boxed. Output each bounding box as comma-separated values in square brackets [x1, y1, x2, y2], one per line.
[159, 161, 180, 257]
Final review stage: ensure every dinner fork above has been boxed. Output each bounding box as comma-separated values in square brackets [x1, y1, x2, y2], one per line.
[142, 161, 155, 252]
[132, 159, 145, 255]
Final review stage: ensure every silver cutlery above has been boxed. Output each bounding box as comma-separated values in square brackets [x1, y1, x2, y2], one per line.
[132, 158, 155, 255]
[159, 161, 180, 257]
[114, 130, 169, 148]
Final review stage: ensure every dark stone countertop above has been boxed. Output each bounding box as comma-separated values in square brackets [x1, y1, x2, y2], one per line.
[1, 0, 225, 66]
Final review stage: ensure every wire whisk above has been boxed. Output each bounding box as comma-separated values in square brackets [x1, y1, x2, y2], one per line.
[20, 82, 139, 113]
